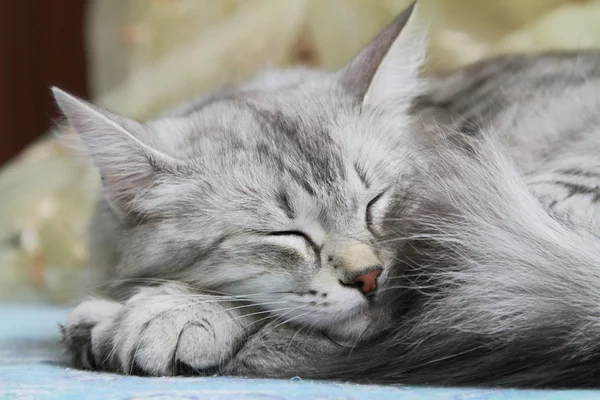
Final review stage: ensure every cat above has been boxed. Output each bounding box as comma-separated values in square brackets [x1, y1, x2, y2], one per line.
[55, 2, 600, 387]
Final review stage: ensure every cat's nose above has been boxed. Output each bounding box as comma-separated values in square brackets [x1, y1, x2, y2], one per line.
[341, 268, 383, 295]
[333, 243, 383, 296]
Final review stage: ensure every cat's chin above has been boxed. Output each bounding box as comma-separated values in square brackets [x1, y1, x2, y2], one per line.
[317, 301, 393, 343]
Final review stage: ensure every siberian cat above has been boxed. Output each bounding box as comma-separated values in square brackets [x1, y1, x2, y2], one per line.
[55, 3, 600, 387]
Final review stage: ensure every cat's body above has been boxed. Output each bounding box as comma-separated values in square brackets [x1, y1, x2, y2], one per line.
[419, 52, 600, 223]
[56, 3, 600, 387]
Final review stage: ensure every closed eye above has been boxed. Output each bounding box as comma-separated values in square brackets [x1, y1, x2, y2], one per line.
[366, 192, 385, 230]
[268, 230, 318, 252]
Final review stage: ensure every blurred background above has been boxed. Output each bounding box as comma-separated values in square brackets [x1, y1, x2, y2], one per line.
[1, 0, 598, 305]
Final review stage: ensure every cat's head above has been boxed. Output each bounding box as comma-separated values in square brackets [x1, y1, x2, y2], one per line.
[53, 3, 427, 342]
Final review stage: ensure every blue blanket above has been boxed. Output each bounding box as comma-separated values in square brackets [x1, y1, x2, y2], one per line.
[1, 306, 597, 400]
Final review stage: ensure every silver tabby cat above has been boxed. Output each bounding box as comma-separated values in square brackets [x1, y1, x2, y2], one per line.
[55, 3, 600, 387]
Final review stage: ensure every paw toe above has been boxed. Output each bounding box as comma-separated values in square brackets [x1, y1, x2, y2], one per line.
[175, 323, 223, 373]
[62, 322, 97, 369]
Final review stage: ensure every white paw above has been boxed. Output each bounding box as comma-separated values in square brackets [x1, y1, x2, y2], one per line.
[62, 286, 255, 376]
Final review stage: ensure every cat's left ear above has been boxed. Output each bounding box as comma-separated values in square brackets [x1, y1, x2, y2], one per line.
[339, 2, 426, 111]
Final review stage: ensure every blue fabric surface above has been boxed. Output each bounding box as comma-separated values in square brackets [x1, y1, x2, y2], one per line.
[0, 306, 598, 400]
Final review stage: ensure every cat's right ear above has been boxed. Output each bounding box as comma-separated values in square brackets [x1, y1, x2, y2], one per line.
[339, 2, 426, 112]
[52, 87, 179, 216]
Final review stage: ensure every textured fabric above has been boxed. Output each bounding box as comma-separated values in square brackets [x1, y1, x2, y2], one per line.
[0, 306, 598, 400]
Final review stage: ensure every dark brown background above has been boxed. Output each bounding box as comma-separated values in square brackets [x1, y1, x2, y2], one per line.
[0, 0, 88, 166]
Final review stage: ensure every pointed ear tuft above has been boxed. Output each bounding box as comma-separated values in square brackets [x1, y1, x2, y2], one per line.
[339, 2, 426, 110]
[52, 87, 177, 216]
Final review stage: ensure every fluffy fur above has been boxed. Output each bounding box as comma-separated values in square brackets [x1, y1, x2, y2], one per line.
[56, 2, 600, 387]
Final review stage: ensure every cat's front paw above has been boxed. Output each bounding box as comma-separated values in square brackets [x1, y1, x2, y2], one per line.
[62, 287, 254, 376]
[61, 298, 122, 370]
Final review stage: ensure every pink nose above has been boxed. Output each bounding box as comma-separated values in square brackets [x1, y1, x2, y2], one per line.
[350, 269, 382, 294]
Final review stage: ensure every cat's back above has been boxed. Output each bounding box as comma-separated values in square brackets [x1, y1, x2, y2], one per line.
[415, 51, 600, 224]
[421, 52, 600, 111]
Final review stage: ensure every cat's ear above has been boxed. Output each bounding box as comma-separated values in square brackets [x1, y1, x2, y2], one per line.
[339, 2, 426, 111]
[52, 87, 178, 216]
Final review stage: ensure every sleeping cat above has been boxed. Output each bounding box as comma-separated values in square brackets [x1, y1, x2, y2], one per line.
[55, 3, 600, 387]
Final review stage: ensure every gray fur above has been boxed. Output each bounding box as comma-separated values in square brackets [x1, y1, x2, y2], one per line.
[56, 2, 600, 387]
